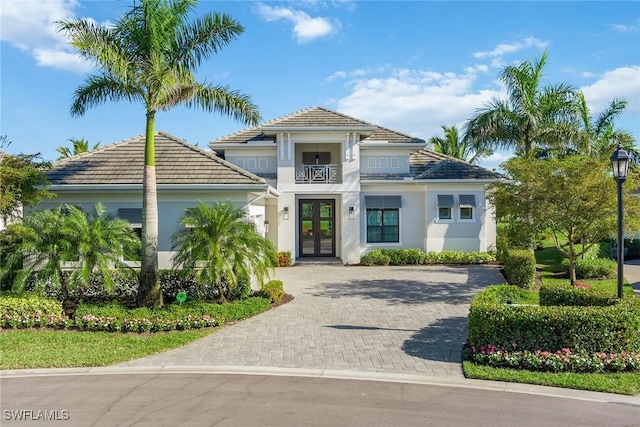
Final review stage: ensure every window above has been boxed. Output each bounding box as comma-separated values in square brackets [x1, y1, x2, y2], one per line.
[118, 208, 142, 261]
[459, 195, 476, 221]
[437, 195, 454, 221]
[365, 196, 401, 243]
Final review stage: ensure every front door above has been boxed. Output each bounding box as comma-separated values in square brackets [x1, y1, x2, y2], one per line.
[299, 199, 335, 257]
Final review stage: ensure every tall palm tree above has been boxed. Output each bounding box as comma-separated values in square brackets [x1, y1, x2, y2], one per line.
[428, 125, 492, 164]
[57, 0, 261, 307]
[10, 204, 140, 315]
[464, 50, 578, 158]
[573, 92, 639, 164]
[171, 202, 275, 303]
[56, 137, 100, 159]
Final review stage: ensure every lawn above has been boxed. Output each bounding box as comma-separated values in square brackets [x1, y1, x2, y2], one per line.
[0, 328, 214, 369]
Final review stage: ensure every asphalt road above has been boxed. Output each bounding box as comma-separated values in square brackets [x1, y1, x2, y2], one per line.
[2, 372, 639, 427]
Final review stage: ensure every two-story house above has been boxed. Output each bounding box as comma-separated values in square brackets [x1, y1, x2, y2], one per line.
[40, 106, 502, 266]
[210, 106, 502, 264]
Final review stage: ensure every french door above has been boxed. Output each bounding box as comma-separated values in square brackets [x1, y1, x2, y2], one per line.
[299, 199, 335, 257]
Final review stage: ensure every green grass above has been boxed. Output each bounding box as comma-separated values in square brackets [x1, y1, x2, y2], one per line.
[0, 328, 214, 369]
[463, 362, 640, 396]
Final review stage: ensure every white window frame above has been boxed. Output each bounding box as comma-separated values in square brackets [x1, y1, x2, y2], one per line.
[458, 195, 477, 223]
[436, 195, 454, 223]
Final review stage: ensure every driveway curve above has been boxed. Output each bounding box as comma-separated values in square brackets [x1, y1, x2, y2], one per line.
[119, 265, 505, 377]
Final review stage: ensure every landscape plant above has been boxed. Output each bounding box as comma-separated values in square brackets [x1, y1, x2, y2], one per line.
[57, 0, 261, 308]
[171, 201, 276, 303]
[7, 204, 141, 315]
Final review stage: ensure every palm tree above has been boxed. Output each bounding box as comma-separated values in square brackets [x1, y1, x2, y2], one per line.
[10, 204, 140, 316]
[573, 92, 639, 165]
[56, 137, 100, 159]
[428, 125, 492, 164]
[171, 202, 275, 303]
[464, 50, 578, 158]
[57, 0, 261, 308]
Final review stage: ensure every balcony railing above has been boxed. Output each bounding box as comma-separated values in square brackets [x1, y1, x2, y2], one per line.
[295, 164, 341, 184]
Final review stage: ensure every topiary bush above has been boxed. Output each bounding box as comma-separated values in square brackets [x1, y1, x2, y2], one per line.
[560, 257, 617, 280]
[539, 282, 619, 307]
[503, 249, 536, 288]
[259, 280, 285, 303]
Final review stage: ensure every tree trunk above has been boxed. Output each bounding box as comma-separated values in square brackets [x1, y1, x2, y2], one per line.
[137, 111, 163, 308]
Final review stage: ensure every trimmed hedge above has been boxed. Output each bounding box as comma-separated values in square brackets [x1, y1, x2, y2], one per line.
[468, 286, 640, 353]
[360, 249, 497, 266]
[503, 249, 536, 288]
[560, 257, 617, 280]
[539, 282, 619, 307]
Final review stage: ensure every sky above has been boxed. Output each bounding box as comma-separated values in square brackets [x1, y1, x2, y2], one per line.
[1, 0, 639, 171]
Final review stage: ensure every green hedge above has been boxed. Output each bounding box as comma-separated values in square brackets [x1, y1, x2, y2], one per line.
[503, 249, 536, 289]
[560, 257, 617, 280]
[539, 282, 619, 307]
[360, 249, 496, 266]
[468, 287, 640, 353]
[23, 269, 252, 303]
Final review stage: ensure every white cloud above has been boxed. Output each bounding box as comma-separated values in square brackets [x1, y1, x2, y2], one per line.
[255, 3, 339, 43]
[0, 0, 92, 73]
[610, 22, 639, 33]
[333, 67, 503, 142]
[473, 37, 548, 70]
[581, 66, 640, 114]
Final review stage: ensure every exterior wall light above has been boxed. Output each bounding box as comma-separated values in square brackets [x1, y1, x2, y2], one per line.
[283, 206, 289, 220]
[264, 220, 269, 233]
[349, 206, 354, 220]
[610, 144, 630, 299]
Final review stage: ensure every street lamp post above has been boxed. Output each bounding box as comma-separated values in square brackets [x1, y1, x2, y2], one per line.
[610, 145, 630, 299]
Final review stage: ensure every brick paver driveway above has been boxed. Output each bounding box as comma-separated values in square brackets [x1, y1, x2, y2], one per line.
[120, 264, 505, 377]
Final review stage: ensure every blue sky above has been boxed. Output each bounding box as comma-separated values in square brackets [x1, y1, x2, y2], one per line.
[1, 1, 639, 170]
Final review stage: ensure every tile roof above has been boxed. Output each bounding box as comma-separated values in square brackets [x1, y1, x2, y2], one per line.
[409, 149, 504, 180]
[210, 106, 424, 146]
[47, 131, 267, 186]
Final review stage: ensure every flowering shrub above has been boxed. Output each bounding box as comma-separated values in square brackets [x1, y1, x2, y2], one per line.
[465, 345, 640, 373]
[0, 312, 218, 332]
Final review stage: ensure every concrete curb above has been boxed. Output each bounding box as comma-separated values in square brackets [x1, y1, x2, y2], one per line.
[2, 365, 638, 407]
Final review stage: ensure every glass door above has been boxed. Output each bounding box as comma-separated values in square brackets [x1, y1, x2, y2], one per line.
[299, 200, 335, 257]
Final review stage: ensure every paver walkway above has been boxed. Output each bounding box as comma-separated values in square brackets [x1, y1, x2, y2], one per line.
[626, 258, 640, 295]
[120, 265, 505, 377]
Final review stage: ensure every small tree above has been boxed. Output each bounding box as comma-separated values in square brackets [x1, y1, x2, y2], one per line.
[9, 204, 141, 315]
[490, 156, 640, 285]
[171, 201, 275, 303]
[0, 136, 51, 226]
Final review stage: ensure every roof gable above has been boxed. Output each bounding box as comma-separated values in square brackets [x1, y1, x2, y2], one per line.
[47, 131, 266, 186]
[210, 106, 424, 146]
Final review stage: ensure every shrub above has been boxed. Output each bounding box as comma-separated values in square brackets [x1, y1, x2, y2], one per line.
[259, 280, 285, 303]
[503, 249, 536, 288]
[1, 297, 271, 332]
[539, 282, 619, 307]
[472, 284, 521, 305]
[561, 257, 617, 280]
[360, 249, 390, 266]
[0, 293, 63, 317]
[274, 251, 293, 267]
[468, 291, 640, 354]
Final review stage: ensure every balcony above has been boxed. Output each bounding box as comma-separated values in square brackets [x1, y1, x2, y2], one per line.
[295, 164, 341, 184]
